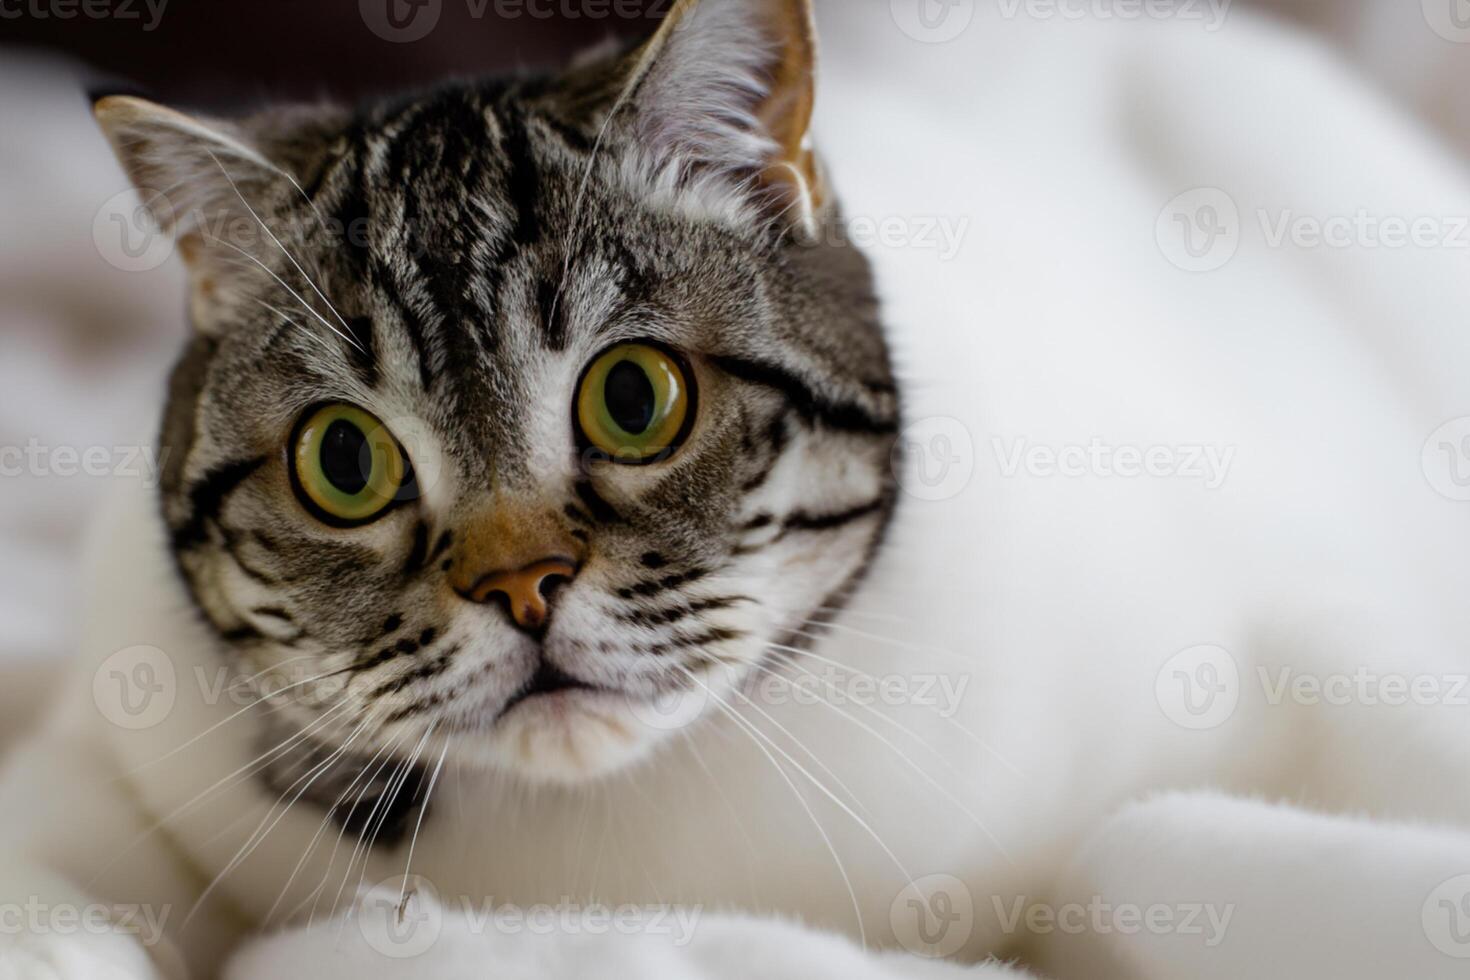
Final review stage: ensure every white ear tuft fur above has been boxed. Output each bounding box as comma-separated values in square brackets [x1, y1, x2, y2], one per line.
[623, 0, 823, 234]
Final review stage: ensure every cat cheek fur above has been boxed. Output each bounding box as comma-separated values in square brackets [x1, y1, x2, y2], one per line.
[95, 0, 899, 791]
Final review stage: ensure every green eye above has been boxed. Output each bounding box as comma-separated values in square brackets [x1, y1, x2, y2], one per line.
[290, 404, 407, 525]
[577, 343, 693, 464]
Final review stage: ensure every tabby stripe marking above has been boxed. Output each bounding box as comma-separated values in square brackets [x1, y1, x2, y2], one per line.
[711, 355, 898, 435]
[173, 457, 266, 549]
[573, 480, 623, 524]
[778, 498, 889, 537]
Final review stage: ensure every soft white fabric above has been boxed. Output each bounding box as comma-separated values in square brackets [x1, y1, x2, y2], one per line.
[225, 906, 1024, 980]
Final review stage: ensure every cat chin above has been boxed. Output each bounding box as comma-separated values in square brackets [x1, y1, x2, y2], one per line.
[454, 689, 671, 786]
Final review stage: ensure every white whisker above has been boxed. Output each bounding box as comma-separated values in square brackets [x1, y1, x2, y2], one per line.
[205, 150, 361, 349]
[673, 664, 869, 951]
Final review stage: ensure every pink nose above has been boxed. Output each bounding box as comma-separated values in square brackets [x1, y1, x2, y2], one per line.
[461, 558, 577, 633]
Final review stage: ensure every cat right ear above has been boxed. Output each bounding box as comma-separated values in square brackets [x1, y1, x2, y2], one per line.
[618, 0, 825, 235]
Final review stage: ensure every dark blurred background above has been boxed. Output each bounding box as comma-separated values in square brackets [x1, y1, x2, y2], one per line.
[2, 0, 1466, 158]
[4, 0, 668, 109]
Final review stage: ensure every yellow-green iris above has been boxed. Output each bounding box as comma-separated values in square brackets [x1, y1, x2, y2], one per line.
[577, 344, 692, 463]
[291, 404, 406, 524]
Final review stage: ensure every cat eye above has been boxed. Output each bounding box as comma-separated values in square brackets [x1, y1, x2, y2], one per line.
[289, 404, 410, 526]
[576, 343, 694, 464]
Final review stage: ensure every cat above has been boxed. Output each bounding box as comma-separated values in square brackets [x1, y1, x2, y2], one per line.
[3, 0, 1470, 978]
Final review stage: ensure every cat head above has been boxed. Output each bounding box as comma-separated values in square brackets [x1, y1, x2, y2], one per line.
[96, 0, 899, 788]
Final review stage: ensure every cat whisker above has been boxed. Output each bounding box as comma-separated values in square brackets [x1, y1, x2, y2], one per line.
[545, 79, 630, 351]
[759, 653, 967, 776]
[690, 654, 873, 822]
[205, 150, 362, 350]
[789, 621, 968, 666]
[263, 702, 407, 926]
[398, 735, 451, 906]
[767, 641, 1026, 781]
[751, 657, 1015, 864]
[248, 296, 347, 364]
[109, 663, 360, 783]
[812, 604, 918, 628]
[208, 237, 362, 356]
[335, 722, 438, 933]
[302, 724, 420, 927]
[681, 732, 763, 908]
[678, 662, 920, 888]
[182, 703, 377, 927]
[671, 663, 869, 952]
[86, 689, 367, 894]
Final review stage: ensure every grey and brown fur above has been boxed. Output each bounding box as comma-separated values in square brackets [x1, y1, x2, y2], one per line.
[96, 0, 899, 848]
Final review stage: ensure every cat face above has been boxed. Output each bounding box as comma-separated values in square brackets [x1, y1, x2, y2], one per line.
[97, 0, 898, 788]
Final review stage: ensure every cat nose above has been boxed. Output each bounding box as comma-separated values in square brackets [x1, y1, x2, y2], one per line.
[460, 558, 577, 633]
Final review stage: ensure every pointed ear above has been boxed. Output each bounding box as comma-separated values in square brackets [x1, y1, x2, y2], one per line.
[93, 95, 347, 328]
[94, 95, 278, 238]
[623, 0, 823, 233]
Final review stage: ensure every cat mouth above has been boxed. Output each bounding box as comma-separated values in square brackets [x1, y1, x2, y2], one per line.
[495, 660, 604, 721]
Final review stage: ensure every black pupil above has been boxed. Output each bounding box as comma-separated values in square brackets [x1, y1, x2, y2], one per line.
[320, 419, 372, 495]
[605, 360, 657, 435]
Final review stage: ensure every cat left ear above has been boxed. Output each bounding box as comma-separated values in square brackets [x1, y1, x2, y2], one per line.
[93, 95, 281, 238]
[622, 0, 824, 235]
[93, 95, 344, 329]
